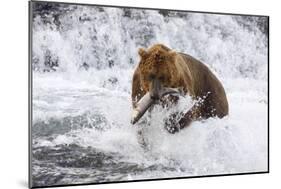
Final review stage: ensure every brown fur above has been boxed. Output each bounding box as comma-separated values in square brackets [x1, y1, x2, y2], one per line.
[132, 44, 229, 132]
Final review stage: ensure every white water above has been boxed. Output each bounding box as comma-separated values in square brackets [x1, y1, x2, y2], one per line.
[32, 3, 268, 186]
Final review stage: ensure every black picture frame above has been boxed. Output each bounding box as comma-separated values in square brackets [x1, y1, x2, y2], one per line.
[28, 1, 269, 188]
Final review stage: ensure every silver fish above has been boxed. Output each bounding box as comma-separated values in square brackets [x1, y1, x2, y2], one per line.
[131, 88, 183, 124]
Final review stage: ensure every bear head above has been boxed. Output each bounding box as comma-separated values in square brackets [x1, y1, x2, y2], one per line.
[137, 44, 179, 100]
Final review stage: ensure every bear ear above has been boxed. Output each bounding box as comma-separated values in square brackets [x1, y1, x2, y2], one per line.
[168, 51, 177, 60]
[138, 48, 148, 58]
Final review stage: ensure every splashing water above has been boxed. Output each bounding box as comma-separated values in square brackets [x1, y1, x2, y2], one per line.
[31, 2, 268, 187]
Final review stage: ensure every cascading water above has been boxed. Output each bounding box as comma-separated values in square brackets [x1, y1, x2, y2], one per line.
[31, 2, 268, 187]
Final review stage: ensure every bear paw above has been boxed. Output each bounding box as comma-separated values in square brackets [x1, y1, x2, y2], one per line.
[164, 117, 180, 134]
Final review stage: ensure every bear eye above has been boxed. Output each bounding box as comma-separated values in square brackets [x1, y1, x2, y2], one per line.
[159, 76, 165, 81]
[148, 74, 156, 81]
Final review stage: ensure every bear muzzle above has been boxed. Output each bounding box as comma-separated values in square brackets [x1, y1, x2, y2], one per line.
[150, 78, 161, 100]
[131, 87, 184, 125]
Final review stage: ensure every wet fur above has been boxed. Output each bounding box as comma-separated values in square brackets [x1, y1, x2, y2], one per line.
[132, 44, 229, 133]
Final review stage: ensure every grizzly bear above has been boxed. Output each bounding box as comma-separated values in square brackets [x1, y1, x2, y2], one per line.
[131, 44, 229, 133]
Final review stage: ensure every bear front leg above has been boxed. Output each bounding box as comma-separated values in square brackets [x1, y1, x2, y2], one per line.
[164, 105, 200, 134]
[164, 112, 181, 134]
[136, 111, 152, 150]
